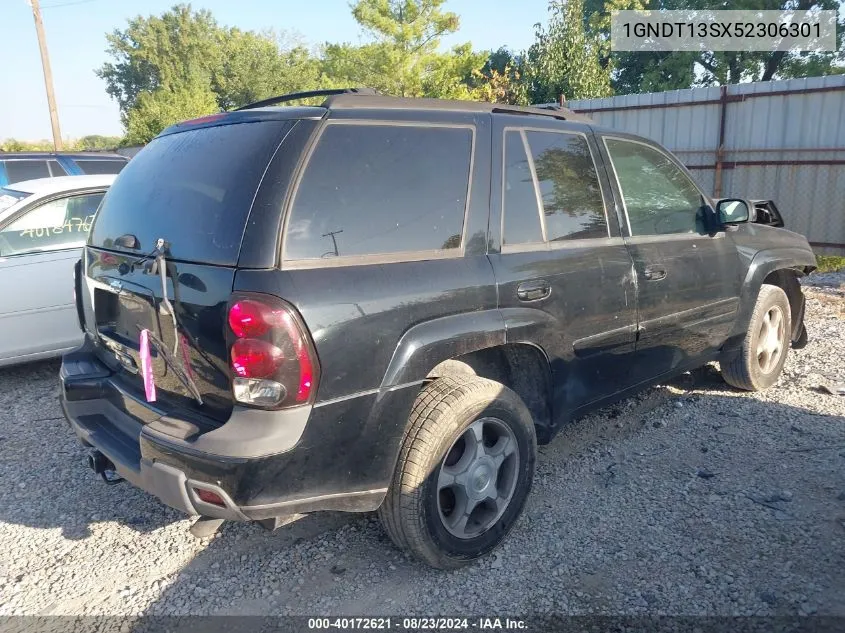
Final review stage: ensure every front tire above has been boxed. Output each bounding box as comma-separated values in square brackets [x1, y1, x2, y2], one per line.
[378, 376, 536, 569]
[722, 284, 791, 391]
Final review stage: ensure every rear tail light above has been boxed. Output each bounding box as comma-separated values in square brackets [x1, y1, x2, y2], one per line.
[226, 293, 320, 409]
[230, 338, 283, 378]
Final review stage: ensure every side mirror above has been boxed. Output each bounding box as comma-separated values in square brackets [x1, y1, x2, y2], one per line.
[716, 198, 750, 225]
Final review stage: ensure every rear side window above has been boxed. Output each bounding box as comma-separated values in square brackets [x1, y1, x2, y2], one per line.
[89, 121, 291, 265]
[4, 160, 50, 184]
[524, 131, 607, 242]
[75, 159, 127, 175]
[502, 131, 543, 246]
[284, 123, 473, 262]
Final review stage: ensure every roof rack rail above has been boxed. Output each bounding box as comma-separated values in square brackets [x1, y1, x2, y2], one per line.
[234, 88, 379, 111]
[533, 103, 566, 111]
[491, 106, 572, 121]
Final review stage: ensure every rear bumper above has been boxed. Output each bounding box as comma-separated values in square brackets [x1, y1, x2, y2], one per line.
[60, 339, 415, 521]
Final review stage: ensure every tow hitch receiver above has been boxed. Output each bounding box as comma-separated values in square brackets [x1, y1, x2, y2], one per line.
[87, 450, 125, 486]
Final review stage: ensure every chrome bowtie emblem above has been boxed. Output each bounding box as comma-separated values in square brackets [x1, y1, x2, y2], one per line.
[109, 279, 123, 292]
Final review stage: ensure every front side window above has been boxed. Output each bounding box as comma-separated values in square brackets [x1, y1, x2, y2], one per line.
[604, 138, 707, 236]
[3, 160, 50, 184]
[0, 192, 104, 256]
[284, 123, 473, 261]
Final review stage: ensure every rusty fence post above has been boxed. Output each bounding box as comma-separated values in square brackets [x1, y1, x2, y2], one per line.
[713, 85, 728, 198]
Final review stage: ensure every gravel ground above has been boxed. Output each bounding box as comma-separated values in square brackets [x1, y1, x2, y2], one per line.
[0, 273, 843, 617]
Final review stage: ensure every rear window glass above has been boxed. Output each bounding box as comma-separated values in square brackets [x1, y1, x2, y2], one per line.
[89, 121, 291, 265]
[284, 123, 473, 261]
[4, 160, 50, 184]
[75, 159, 127, 175]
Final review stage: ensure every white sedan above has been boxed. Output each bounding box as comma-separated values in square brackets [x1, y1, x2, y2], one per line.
[0, 175, 115, 367]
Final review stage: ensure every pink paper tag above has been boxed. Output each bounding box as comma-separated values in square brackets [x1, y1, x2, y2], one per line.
[139, 329, 156, 402]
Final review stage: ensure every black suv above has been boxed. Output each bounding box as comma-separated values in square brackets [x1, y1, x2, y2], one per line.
[60, 89, 816, 569]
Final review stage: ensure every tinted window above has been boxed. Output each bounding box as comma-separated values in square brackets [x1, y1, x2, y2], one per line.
[47, 160, 67, 176]
[285, 123, 472, 261]
[605, 139, 707, 236]
[525, 131, 607, 241]
[90, 121, 291, 265]
[4, 160, 50, 184]
[75, 159, 127, 175]
[502, 131, 542, 246]
[0, 192, 103, 256]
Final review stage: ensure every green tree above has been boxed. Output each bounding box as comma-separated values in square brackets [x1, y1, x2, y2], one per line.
[213, 29, 322, 110]
[1, 139, 27, 151]
[98, 4, 323, 119]
[324, 0, 487, 99]
[612, 51, 697, 94]
[75, 135, 125, 150]
[584, 0, 845, 94]
[423, 43, 489, 99]
[320, 42, 386, 91]
[525, 0, 613, 104]
[470, 48, 529, 104]
[1, 139, 53, 151]
[97, 4, 223, 117]
[123, 79, 218, 145]
[98, 4, 330, 140]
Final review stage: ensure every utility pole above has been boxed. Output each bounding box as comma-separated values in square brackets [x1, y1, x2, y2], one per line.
[29, 0, 63, 150]
[321, 230, 343, 258]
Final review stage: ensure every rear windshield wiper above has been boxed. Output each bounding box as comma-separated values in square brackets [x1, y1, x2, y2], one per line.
[138, 326, 204, 405]
[134, 238, 204, 406]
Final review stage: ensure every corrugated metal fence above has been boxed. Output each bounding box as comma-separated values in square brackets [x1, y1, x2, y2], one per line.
[569, 75, 845, 254]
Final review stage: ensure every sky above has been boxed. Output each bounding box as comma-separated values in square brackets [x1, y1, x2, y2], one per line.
[0, 0, 551, 141]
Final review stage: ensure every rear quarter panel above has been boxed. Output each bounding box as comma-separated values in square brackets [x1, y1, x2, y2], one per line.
[226, 109, 499, 499]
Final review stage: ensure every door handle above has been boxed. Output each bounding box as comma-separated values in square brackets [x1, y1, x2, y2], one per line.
[517, 280, 551, 302]
[643, 266, 667, 281]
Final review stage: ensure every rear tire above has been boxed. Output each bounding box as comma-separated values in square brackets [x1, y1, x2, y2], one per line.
[722, 284, 791, 391]
[378, 376, 536, 569]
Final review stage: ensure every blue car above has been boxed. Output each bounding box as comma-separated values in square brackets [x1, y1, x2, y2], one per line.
[0, 152, 128, 186]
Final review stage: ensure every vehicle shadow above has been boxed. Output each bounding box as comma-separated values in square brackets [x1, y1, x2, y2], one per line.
[0, 358, 179, 539]
[3, 358, 843, 617]
[131, 387, 845, 619]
